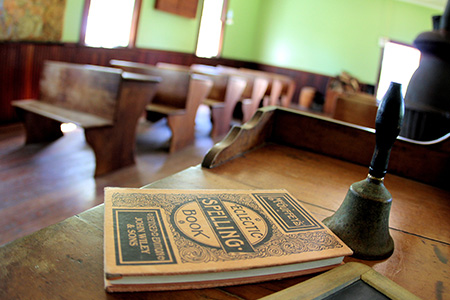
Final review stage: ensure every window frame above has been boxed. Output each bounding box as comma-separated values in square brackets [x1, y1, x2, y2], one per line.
[79, 0, 142, 48]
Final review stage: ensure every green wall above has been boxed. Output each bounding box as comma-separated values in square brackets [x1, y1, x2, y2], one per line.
[221, 0, 263, 61]
[62, 0, 443, 84]
[62, 0, 203, 53]
[248, 0, 442, 84]
[62, 0, 84, 43]
[136, 0, 203, 52]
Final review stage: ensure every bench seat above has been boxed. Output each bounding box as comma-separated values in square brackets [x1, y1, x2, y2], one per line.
[146, 103, 186, 116]
[12, 100, 114, 128]
[203, 98, 226, 108]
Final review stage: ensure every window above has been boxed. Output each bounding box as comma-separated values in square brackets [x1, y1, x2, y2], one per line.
[196, 0, 228, 58]
[376, 40, 421, 101]
[80, 0, 141, 48]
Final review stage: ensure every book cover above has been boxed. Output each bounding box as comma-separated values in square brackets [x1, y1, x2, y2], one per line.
[104, 188, 353, 292]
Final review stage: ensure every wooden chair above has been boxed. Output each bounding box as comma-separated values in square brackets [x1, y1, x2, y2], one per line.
[12, 60, 161, 176]
[110, 60, 213, 152]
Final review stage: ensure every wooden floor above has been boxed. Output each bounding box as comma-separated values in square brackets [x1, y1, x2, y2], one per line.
[0, 105, 222, 246]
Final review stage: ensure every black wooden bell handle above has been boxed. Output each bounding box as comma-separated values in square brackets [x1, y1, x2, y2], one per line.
[369, 82, 405, 179]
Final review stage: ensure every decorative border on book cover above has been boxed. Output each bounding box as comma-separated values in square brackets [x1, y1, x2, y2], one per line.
[252, 193, 324, 233]
[111, 191, 343, 266]
[113, 208, 176, 266]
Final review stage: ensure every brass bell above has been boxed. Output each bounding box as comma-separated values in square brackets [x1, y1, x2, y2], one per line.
[323, 82, 404, 260]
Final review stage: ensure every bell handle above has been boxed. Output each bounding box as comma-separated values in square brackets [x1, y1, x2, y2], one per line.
[369, 82, 405, 179]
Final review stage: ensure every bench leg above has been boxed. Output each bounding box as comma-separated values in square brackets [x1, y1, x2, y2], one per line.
[84, 127, 135, 176]
[166, 115, 195, 153]
[15, 110, 63, 144]
[241, 99, 257, 123]
[210, 106, 229, 138]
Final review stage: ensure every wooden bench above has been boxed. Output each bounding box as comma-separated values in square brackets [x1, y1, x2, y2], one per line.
[12, 60, 161, 176]
[332, 92, 378, 128]
[239, 68, 296, 108]
[215, 65, 270, 123]
[157, 62, 248, 138]
[110, 60, 213, 152]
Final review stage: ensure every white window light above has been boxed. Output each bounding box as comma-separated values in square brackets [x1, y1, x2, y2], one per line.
[376, 41, 421, 101]
[84, 0, 136, 48]
[196, 0, 225, 58]
[60, 122, 78, 133]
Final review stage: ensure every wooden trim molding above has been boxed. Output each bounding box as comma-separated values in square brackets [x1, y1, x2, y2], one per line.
[79, 0, 91, 45]
[128, 0, 142, 48]
[217, 0, 229, 57]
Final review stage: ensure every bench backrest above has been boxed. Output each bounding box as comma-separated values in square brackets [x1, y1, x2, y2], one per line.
[239, 68, 296, 106]
[215, 65, 269, 101]
[39, 61, 122, 122]
[110, 60, 190, 109]
[205, 74, 228, 101]
[156, 62, 229, 102]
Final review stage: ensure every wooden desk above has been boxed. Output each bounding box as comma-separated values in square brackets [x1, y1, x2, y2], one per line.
[1, 108, 448, 300]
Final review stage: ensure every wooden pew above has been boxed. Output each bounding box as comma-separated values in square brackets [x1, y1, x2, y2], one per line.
[332, 92, 378, 128]
[216, 65, 270, 123]
[239, 68, 296, 108]
[12, 60, 161, 176]
[110, 60, 213, 153]
[157, 62, 247, 138]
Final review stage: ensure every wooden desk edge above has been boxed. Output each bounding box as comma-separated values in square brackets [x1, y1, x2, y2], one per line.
[203, 106, 450, 189]
[258, 262, 422, 300]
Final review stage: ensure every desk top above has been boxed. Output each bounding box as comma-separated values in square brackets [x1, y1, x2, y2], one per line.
[1, 107, 448, 300]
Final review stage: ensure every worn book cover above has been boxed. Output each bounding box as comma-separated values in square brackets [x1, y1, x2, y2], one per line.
[104, 188, 352, 292]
